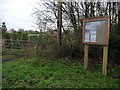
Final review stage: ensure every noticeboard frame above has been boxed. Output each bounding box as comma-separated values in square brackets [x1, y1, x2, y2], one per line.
[82, 16, 110, 45]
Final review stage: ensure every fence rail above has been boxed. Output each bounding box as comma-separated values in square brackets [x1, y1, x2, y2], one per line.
[2, 39, 37, 49]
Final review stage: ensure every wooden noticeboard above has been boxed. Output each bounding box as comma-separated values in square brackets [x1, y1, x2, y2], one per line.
[82, 16, 110, 76]
[82, 16, 110, 45]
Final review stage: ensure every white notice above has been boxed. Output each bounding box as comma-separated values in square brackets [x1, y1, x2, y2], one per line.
[90, 34, 96, 42]
[85, 32, 90, 42]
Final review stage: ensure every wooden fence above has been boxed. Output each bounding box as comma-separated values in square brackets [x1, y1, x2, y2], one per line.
[2, 39, 38, 62]
[2, 39, 37, 50]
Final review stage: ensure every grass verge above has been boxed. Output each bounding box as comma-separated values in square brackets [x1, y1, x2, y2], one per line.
[2, 57, 119, 88]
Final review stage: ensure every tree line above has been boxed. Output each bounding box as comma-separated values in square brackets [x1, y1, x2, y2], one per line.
[0, 22, 40, 41]
[33, 0, 120, 65]
[0, 1, 119, 65]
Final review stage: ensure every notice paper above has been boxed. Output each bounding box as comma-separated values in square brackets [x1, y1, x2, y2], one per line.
[90, 34, 96, 42]
[85, 32, 90, 42]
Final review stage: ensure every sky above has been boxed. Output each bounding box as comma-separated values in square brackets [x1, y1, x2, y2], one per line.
[1, 0, 118, 31]
[0, 0, 41, 31]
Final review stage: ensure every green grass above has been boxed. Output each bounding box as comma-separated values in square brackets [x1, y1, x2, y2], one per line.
[2, 57, 119, 88]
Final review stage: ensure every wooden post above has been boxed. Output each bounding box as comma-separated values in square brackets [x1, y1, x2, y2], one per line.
[84, 44, 89, 70]
[102, 45, 108, 76]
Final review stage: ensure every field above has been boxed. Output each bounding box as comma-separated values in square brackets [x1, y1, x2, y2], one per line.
[2, 57, 119, 88]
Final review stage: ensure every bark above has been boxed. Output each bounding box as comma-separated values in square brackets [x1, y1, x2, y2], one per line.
[118, 3, 120, 25]
[57, 1, 62, 46]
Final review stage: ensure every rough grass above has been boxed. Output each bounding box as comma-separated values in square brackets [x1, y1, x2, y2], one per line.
[2, 57, 119, 88]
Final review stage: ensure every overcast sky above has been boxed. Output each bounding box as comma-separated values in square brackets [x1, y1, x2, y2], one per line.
[1, 0, 118, 31]
[0, 0, 41, 31]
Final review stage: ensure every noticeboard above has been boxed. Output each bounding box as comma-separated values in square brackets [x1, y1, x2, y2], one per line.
[82, 16, 110, 45]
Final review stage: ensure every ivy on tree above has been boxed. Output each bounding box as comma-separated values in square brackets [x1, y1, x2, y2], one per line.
[2, 22, 7, 39]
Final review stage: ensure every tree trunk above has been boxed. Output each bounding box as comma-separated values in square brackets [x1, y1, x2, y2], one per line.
[84, 2, 89, 18]
[57, 0, 62, 46]
[118, 3, 120, 25]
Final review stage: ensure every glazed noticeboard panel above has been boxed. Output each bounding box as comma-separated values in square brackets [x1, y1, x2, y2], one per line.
[82, 16, 110, 45]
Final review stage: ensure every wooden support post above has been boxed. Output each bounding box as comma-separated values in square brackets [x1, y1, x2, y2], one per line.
[84, 44, 89, 70]
[102, 45, 108, 76]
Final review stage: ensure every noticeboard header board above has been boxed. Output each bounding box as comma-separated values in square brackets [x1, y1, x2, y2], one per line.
[82, 16, 110, 45]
